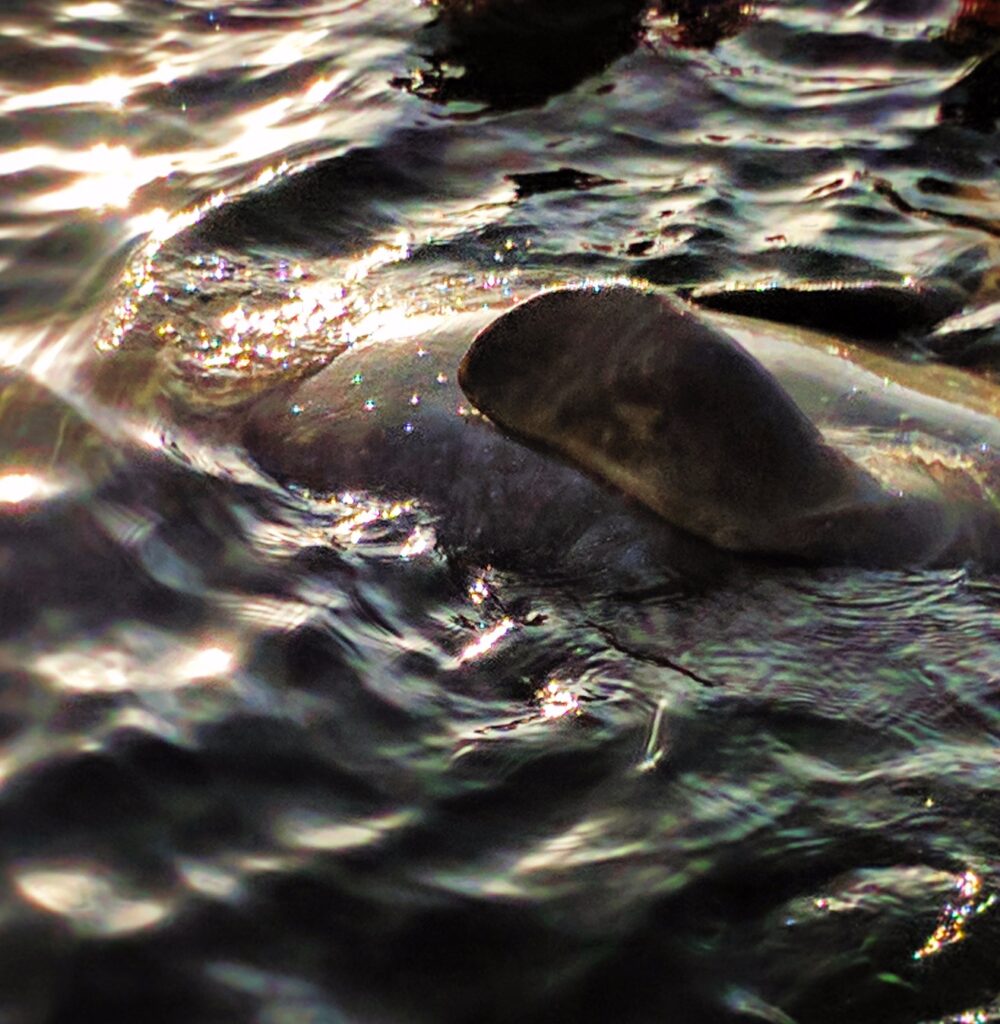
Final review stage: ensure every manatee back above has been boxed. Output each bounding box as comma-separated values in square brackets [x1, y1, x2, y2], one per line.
[459, 285, 869, 553]
[241, 305, 731, 579]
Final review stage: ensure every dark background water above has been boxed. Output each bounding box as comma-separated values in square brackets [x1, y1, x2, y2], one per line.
[1, 2, 999, 1022]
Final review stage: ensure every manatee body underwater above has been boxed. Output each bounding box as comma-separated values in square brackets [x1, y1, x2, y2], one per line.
[243, 283, 1000, 573]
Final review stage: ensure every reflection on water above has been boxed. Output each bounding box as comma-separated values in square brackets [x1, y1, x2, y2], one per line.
[0, 471, 58, 506]
[915, 870, 996, 961]
[0, 1, 999, 1023]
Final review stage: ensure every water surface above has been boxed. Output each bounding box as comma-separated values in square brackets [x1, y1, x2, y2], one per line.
[1, 2, 999, 1022]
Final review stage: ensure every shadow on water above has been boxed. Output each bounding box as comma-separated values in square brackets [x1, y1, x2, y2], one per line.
[392, 0, 756, 111]
[189, 141, 435, 254]
[940, 49, 1000, 132]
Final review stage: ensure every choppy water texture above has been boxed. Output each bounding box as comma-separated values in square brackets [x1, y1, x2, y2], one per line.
[1, 1, 1000, 1022]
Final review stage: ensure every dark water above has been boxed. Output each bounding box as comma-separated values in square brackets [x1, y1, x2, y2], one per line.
[1, 2, 1000, 1022]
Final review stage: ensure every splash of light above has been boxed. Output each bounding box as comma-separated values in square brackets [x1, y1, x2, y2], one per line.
[183, 645, 234, 681]
[0, 472, 49, 505]
[343, 232, 412, 282]
[399, 526, 435, 559]
[914, 870, 996, 960]
[100, 223, 412, 399]
[513, 815, 622, 875]
[535, 679, 581, 720]
[455, 618, 515, 665]
[13, 865, 169, 936]
[98, 184, 252, 352]
[2, 74, 132, 113]
[638, 698, 670, 772]
[951, 1012, 988, 1024]
[212, 279, 350, 367]
[303, 75, 339, 105]
[36, 635, 237, 694]
[63, 1, 125, 18]
[20, 143, 174, 213]
[187, 239, 415, 378]
[133, 424, 166, 450]
[177, 860, 241, 900]
[467, 577, 490, 606]
[257, 30, 331, 69]
[35, 648, 130, 693]
[278, 809, 414, 852]
[331, 498, 414, 546]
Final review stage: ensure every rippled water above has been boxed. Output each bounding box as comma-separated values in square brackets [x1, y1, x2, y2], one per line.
[1, 2, 1000, 1022]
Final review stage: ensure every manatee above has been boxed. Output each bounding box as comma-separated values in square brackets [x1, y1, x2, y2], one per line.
[460, 285, 1000, 566]
[242, 306, 730, 580]
[243, 283, 1000, 571]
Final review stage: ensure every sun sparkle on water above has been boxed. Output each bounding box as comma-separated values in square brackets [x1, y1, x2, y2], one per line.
[13, 865, 169, 937]
[183, 645, 235, 681]
[535, 680, 581, 719]
[62, 2, 125, 20]
[914, 870, 996, 960]
[455, 618, 516, 665]
[0, 471, 58, 506]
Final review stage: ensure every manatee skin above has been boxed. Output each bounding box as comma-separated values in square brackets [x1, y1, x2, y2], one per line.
[244, 285, 1000, 571]
[458, 287, 860, 551]
[458, 285, 1000, 567]
[242, 309, 731, 583]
